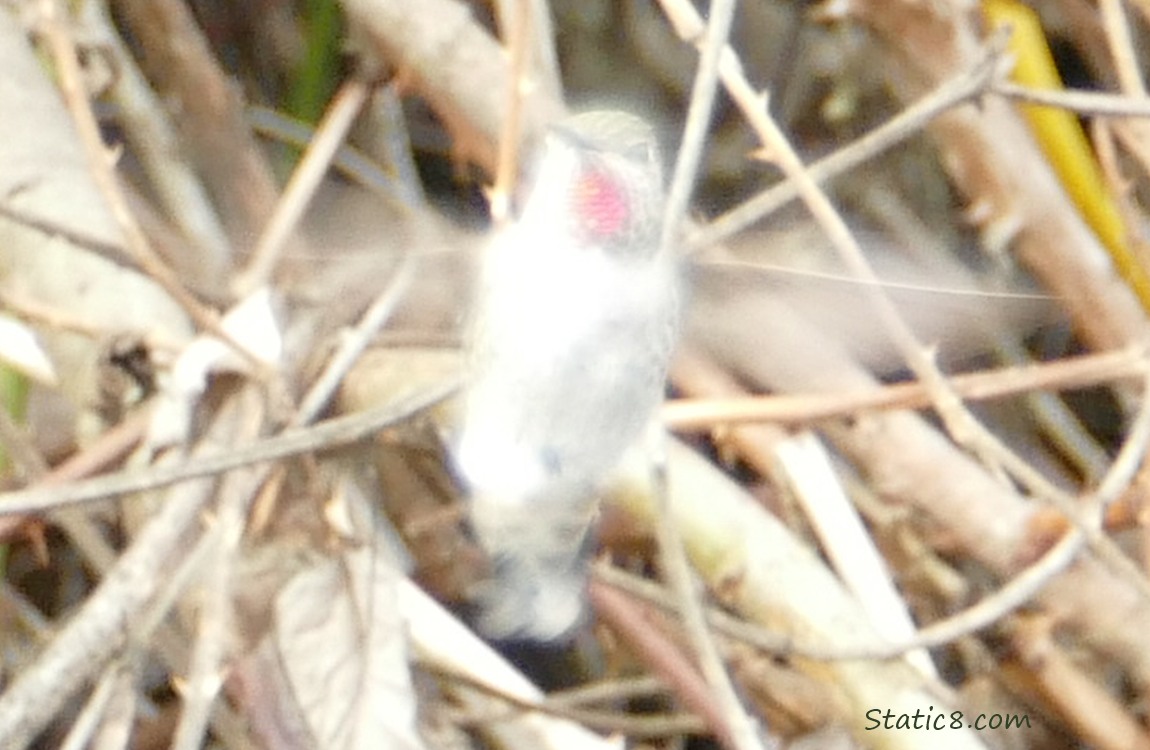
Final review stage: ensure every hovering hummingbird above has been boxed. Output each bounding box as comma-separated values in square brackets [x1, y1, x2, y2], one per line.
[453, 110, 680, 640]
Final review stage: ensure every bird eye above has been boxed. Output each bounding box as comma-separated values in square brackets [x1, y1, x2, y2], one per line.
[623, 140, 656, 164]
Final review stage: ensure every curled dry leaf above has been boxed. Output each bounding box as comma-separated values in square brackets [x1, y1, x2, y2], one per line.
[0, 314, 57, 386]
[273, 547, 426, 750]
[147, 288, 282, 449]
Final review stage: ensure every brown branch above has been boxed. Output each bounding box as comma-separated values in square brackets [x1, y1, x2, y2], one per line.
[846, 0, 1148, 353]
[1000, 615, 1150, 750]
[589, 580, 739, 747]
[340, 0, 565, 176]
[111, 0, 288, 255]
[665, 346, 1148, 430]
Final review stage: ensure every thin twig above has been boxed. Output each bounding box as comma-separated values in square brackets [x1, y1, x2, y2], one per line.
[170, 397, 265, 750]
[653, 442, 757, 749]
[0, 377, 459, 515]
[994, 81, 1150, 116]
[489, 0, 531, 225]
[369, 83, 428, 206]
[1099, 0, 1147, 95]
[129, 490, 254, 749]
[663, 345, 1148, 430]
[39, 411, 150, 488]
[0, 409, 147, 563]
[85, 0, 231, 287]
[433, 664, 706, 737]
[58, 662, 125, 750]
[687, 35, 1009, 250]
[292, 250, 416, 426]
[992, 335, 1111, 483]
[245, 101, 420, 208]
[0, 404, 49, 482]
[1095, 0, 1150, 222]
[656, 1, 769, 748]
[660, 0, 731, 250]
[490, 0, 563, 107]
[0, 287, 179, 354]
[547, 675, 669, 708]
[235, 77, 373, 296]
[89, 663, 136, 750]
[588, 576, 739, 746]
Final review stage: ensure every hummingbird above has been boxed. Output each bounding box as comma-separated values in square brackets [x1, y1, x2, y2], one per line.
[453, 110, 679, 640]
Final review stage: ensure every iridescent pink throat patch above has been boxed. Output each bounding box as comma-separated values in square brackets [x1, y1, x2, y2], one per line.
[572, 166, 629, 241]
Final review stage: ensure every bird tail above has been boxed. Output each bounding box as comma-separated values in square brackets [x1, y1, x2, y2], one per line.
[468, 493, 599, 641]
